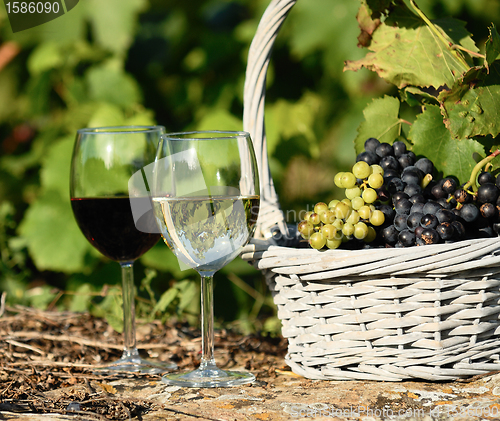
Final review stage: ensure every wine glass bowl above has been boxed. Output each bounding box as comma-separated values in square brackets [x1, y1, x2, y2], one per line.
[70, 125, 177, 374]
[152, 130, 260, 387]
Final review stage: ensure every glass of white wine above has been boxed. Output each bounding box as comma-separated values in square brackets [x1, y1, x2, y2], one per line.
[152, 131, 260, 387]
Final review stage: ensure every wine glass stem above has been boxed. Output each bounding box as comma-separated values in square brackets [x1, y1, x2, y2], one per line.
[200, 275, 216, 370]
[120, 262, 138, 359]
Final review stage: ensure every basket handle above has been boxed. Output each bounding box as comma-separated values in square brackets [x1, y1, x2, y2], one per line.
[243, 0, 297, 240]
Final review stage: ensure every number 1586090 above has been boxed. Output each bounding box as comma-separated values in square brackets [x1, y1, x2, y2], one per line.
[5, 2, 60, 14]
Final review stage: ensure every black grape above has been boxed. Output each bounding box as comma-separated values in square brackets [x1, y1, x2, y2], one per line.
[478, 171, 494, 185]
[436, 222, 454, 241]
[454, 188, 473, 204]
[404, 184, 422, 197]
[398, 154, 415, 168]
[380, 155, 400, 172]
[356, 151, 379, 165]
[381, 225, 399, 245]
[421, 214, 439, 229]
[460, 203, 479, 222]
[442, 177, 458, 195]
[364, 137, 380, 153]
[392, 191, 409, 205]
[415, 225, 424, 239]
[393, 140, 407, 157]
[376, 187, 391, 202]
[476, 183, 499, 204]
[407, 212, 424, 232]
[399, 229, 416, 247]
[431, 184, 448, 199]
[422, 201, 442, 215]
[415, 158, 434, 175]
[421, 228, 440, 244]
[387, 177, 405, 194]
[378, 204, 396, 222]
[376, 143, 394, 158]
[383, 169, 399, 181]
[394, 198, 412, 215]
[394, 214, 408, 231]
[410, 202, 425, 214]
[435, 209, 455, 224]
[480, 202, 497, 219]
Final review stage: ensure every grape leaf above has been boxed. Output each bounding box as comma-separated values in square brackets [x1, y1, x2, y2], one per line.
[86, 63, 142, 108]
[408, 104, 484, 181]
[345, 4, 471, 89]
[486, 24, 500, 66]
[27, 42, 64, 75]
[40, 136, 74, 197]
[354, 96, 402, 154]
[439, 61, 500, 139]
[288, 0, 361, 75]
[17, 190, 92, 273]
[85, 0, 147, 54]
[265, 93, 322, 158]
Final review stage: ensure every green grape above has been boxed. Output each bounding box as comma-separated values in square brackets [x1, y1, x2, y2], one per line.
[369, 209, 385, 226]
[328, 199, 339, 209]
[321, 224, 337, 240]
[342, 222, 355, 237]
[326, 238, 342, 249]
[309, 232, 326, 249]
[320, 210, 336, 224]
[364, 226, 377, 243]
[334, 172, 344, 188]
[314, 202, 329, 214]
[341, 198, 352, 207]
[370, 164, 384, 175]
[304, 211, 313, 221]
[332, 218, 344, 231]
[351, 196, 365, 210]
[354, 221, 368, 240]
[358, 205, 371, 220]
[309, 212, 321, 225]
[367, 173, 384, 189]
[298, 220, 315, 239]
[346, 210, 360, 225]
[345, 186, 362, 200]
[352, 161, 372, 179]
[334, 202, 351, 219]
[362, 188, 378, 204]
[340, 172, 357, 189]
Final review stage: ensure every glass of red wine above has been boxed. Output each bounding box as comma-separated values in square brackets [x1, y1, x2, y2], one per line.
[152, 131, 260, 387]
[70, 125, 177, 374]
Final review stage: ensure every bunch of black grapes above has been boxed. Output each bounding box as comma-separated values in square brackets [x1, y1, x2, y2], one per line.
[357, 138, 500, 248]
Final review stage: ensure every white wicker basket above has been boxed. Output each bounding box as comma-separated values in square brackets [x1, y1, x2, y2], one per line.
[241, 0, 500, 381]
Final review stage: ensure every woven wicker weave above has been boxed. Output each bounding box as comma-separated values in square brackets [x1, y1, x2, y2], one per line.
[241, 0, 500, 381]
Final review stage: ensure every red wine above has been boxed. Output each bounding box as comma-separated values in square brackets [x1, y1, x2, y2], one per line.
[71, 197, 160, 263]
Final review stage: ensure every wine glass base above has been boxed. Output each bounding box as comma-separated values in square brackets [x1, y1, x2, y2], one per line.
[161, 366, 255, 388]
[95, 355, 177, 375]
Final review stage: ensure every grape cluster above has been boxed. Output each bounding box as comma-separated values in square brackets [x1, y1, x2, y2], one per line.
[298, 137, 500, 250]
[297, 160, 386, 249]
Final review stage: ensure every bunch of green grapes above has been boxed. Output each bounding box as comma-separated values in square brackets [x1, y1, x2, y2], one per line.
[297, 161, 386, 250]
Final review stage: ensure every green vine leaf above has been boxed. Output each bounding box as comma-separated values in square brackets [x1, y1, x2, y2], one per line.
[408, 104, 485, 181]
[439, 61, 500, 140]
[486, 24, 500, 66]
[354, 96, 403, 154]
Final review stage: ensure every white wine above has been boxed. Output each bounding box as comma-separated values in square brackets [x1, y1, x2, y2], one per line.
[153, 195, 259, 274]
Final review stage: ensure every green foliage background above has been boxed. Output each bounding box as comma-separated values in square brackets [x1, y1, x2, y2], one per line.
[0, 0, 499, 333]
